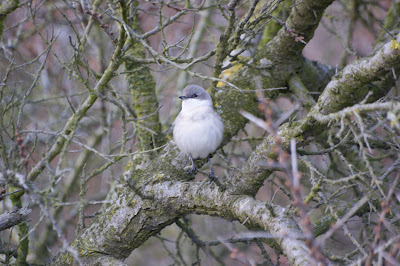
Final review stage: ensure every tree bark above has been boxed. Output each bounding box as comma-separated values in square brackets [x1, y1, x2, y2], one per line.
[0, 207, 30, 232]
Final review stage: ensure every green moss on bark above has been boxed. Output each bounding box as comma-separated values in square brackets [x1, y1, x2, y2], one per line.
[9, 186, 29, 265]
[258, 0, 292, 48]
[125, 42, 163, 152]
[0, 0, 19, 39]
[376, 1, 400, 44]
[124, 2, 164, 167]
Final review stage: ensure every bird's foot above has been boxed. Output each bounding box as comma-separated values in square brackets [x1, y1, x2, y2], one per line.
[187, 164, 198, 175]
[184, 154, 197, 175]
[207, 158, 226, 190]
[208, 156, 216, 183]
[208, 167, 216, 183]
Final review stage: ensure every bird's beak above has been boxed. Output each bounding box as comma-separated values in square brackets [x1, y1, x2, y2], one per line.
[179, 96, 188, 100]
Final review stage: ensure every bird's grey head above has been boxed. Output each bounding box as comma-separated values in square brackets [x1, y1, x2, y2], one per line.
[179, 85, 212, 103]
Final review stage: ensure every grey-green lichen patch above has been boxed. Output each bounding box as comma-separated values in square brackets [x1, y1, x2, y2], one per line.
[258, 0, 292, 49]
[316, 37, 400, 115]
[259, 58, 273, 68]
[0, 0, 19, 38]
[216, 84, 257, 142]
[125, 42, 164, 162]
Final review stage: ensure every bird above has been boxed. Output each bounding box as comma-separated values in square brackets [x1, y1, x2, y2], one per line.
[173, 85, 224, 179]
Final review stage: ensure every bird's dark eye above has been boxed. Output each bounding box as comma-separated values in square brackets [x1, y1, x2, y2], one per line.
[192, 94, 198, 98]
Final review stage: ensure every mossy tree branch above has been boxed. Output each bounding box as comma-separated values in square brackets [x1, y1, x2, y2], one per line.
[315, 33, 400, 115]
[0, 0, 19, 39]
[53, 181, 316, 265]
[124, 1, 164, 166]
[9, 188, 29, 264]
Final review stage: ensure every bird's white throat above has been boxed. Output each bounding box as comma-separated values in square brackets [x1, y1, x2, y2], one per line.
[181, 98, 212, 111]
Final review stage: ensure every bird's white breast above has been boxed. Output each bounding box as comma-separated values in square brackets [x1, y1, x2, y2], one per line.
[173, 104, 223, 159]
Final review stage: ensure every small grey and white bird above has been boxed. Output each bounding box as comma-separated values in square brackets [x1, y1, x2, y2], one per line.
[173, 85, 224, 179]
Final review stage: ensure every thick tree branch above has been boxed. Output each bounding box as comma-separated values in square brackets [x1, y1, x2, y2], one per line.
[256, 0, 335, 86]
[53, 181, 319, 265]
[124, 1, 165, 166]
[0, 0, 19, 39]
[315, 33, 400, 115]
[0, 207, 31, 231]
